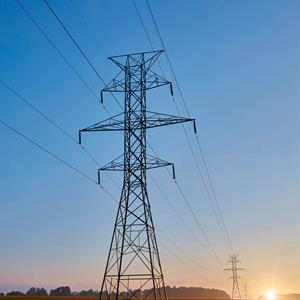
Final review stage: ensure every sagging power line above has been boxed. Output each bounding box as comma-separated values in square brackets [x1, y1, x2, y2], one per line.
[14, 1, 223, 278]
[1, 61, 219, 289]
[1, 116, 219, 286]
[133, 0, 234, 254]
[11, 1, 244, 290]
[42, 0, 122, 110]
[40, 0, 226, 271]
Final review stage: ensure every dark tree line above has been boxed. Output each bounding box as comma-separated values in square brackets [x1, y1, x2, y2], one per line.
[2, 287, 99, 297]
[4, 287, 72, 297]
[2, 286, 230, 299]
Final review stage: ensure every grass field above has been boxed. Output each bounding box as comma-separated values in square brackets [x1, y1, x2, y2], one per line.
[0, 297, 230, 300]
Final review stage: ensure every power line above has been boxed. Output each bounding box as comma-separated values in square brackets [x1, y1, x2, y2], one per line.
[62, 0, 227, 267]
[2, 113, 218, 284]
[131, 0, 155, 51]
[42, 0, 122, 110]
[15, 0, 100, 105]
[150, 174, 204, 243]
[1, 78, 120, 192]
[108, 174, 220, 286]
[195, 135, 234, 251]
[174, 178, 224, 269]
[132, 0, 227, 242]
[2, 116, 221, 287]
[8, 2, 228, 287]
[68, 0, 107, 56]
[15, 0, 227, 282]
[15, 0, 116, 151]
[0, 79, 77, 143]
[14, 3, 118, 185]
[107, 179, 222, 285]
[16, 0, 112, 125]
[140, 0, 234, 253]
[182, 114, 233, 253]
[157, 239, 211, 284]
[150, 155, 225, 269]
[157, 235, 225, 286]
[156, 227, 207, 272]
[15, 0, 114, 121]
[0, 118, 120, 206]
[40, 0, 223, 264]
[0, 119, 97, 184]
[131, 0, 166, 78]
[147, 143, 224, 269]
[1, 78, 210, 284]
[144, 0, 191, 117]
[17, 0, 230, 261]
[42, 0, 104, 85]
[33, 2, 200, 242]
[14, 0, 177, 218]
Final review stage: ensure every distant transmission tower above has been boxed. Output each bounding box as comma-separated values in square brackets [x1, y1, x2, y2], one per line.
[79, 50, 194, 300]
[224, 255, 245, 300]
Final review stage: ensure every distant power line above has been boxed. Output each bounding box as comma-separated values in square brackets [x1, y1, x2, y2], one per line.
[15, 0, 101, 106]
[42, 0, 123, 110]
[0, 78, 120, 192]
[0, 119, 97, 185]
[68, 0, 107, 56]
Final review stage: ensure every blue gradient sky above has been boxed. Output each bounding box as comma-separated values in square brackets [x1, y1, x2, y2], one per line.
[0, 0, 299, 297]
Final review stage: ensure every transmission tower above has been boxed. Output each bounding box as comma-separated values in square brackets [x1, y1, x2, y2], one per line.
[224, 254, 245, 300]
[79, 50, 194, 300]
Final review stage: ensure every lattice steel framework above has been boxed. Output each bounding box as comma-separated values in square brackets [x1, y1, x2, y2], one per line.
[79, 50, 194, 300]
[225, 255, 245, 300]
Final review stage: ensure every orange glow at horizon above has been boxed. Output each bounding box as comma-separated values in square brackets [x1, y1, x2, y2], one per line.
[265, 290, 278, 300]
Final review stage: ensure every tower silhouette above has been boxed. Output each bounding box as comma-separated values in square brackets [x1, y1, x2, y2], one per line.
[225, 255, 245, 300]
[79, 50, 194, 300]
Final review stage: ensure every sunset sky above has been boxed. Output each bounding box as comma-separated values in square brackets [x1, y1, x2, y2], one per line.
[0, 0, 299, 297]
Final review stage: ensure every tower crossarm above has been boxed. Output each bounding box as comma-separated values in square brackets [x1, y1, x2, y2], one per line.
[108, 50, 164, 72]
[99, 50, 174, 101]
[102, 69, 171, 93]
[97, 154, 175, 184]
[99, 153, 173, 172]
[79, 111, 195, 141]
[144, 111, 195, 129]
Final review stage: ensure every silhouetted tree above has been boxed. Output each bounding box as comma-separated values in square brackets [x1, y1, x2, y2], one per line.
[26, 287, 48, 296]
[77, 289, 99, 296]
[50, 286, 71, 296]
[6, 291, 24, 296]
[143, 286, 230, 299]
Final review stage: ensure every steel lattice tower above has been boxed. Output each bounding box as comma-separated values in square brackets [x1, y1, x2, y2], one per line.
[79, 50, 194, 300]
[224, 255, 245, 300]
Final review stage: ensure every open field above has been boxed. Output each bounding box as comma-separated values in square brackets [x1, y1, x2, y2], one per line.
[0, 297, 231, 300]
